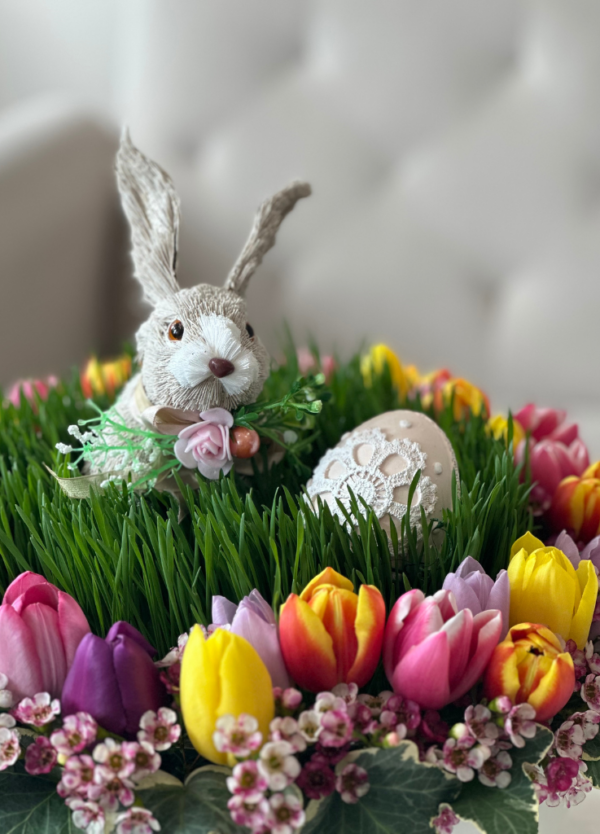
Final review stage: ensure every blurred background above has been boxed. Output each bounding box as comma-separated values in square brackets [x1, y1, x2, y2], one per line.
[1, 0, 599, 452]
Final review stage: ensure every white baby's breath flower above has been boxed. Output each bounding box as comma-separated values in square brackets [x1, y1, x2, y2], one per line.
[55, 443, 74, 454]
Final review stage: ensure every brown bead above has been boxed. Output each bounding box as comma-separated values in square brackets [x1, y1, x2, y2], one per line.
[230, 426, 261, 459]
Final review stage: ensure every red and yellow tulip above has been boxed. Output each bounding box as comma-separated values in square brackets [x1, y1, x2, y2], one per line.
[433, 377, 490, 421]
[81, 355, 132, 401]
[279, 568, 385, 692]
[360, 345, 409, 398]
[549, 475, 600, 544]
[484, 623, 575, 722]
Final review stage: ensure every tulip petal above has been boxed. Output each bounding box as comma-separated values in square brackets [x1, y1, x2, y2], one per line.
[231, 607, 291, 689]
[9, 583, 58, 615]
[393, 598, 445, 661]
[442, 609, 473, 691]
[106, 622, 156, 656]
[527, 652, 575, 722]
[299, 567, 354, 602]
[487, 571, 510, 640]
[61, 633, 125, 736]
[450, 610, 502, 701]
[311, 587, 358, 681]
[442, 576, 482, 616]
[346, 585, 385, 687]
[279, 595, 338, 692]
[2, 571, 49, 606]
[21, 604, 67, 698]
[57, 591, 90, 668]
[484, 639, 520, 703]
[570, 559, 599, 649]
[454, 556, 486, 579]
[508, 550, 576, 640]
[0, 605, 43, 701]
[382, 590, 425, 682]
[510, 532, 545, 560]
[212, 596, 238, 626]
[112, 635, 167, 737]
[391, 631, 451, 710]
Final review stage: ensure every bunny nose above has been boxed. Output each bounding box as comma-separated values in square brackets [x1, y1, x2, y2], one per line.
[209, 358, 235, 378]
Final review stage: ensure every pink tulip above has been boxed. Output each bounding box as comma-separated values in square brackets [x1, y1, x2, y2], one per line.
[383, 589, 502, 710]
[514, 404, 589, 512]
[0, 572, 90, 701]
[6, 376, 59, 409]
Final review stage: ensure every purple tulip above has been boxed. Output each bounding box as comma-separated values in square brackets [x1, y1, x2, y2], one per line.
[554, 530, 600, 641]
[61, 621, 167, 738]
[211, 590, 292, 688]
[442, 557, 510, 639]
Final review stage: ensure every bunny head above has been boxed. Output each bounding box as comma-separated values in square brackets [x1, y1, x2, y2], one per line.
[116, 131, 311, 413]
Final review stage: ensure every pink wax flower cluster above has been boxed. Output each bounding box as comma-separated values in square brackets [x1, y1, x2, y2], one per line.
[174, 407, 234, 480]
[514, 404, 590, 512]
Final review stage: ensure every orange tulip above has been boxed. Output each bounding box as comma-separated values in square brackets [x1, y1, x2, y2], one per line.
[549, 476, 600, 543]
[484, 623, 575, 722]
[279, 568, 385, 692]
[81, 355, 133, 400]
[432, 377, 490, 421]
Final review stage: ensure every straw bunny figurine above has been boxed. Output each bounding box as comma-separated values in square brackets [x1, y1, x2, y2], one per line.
[79, 131, 311, 488]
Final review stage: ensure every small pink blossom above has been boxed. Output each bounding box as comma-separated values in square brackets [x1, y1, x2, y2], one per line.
[267, 790, 306, 832]
[314, 692, 347, 714]
[588, 651, 600, 676]
[227, 793, 270, 829]
[569, 710, 600, 741]
[296, 760, 336, 800]
[227, 760, 269, 796]
[464, 704, 499, 743]
[566, 640, 590, 681]
[336, 763, 370, 804]
[25, 736, 57, 775]
[356, 692, 392, 717]
[478, 751, 512, 788]
[138, 708, 181, 751]
[421, 710, 449, 744]
[115, 807, 161, 834]
[51, 712, 97, 756]
[441, 738, 489, 782]
[213, 713, 262, 757]
[258, 741, 301, 790]
[0, 727, 20, 770]
[488, 696, 513, 716]
[89, 773, 135, 812]
[384, 695, 421, 732]
[297, 710, 322, 743]
[384, 729, 406, 747]
[12, 692, 60, 726]
[174, 409, 233, 480]
[0, 672, 13, 709]
[312, 742, 351, 767]
[331, 683, 359, 705]
[581, 674, 600, 712]
[57, 755, 95, 799]
[155, 634, 188, 694]
[68, 799, 105, 834]
[432, 805, 460, 834]
[273, 687, 303, 714]
[529, 759, 593, 808]
[319, 710, 353, 748]
[347, 701, 377, 734]
[122, 741, 161, 781]
[269, 717, 307, 753]
[555, 720, 586, 759]
[92, 738, 135, 780]
[504, 704, 537, 748]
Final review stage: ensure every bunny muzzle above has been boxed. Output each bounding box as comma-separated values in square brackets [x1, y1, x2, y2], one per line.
[167, 314, 259, 397]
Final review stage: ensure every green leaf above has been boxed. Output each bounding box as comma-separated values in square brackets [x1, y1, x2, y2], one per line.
[452, 726, 554, 834]
[303, 742, 460, 834]
[139, 766, 237, 834]
[585, 759, 600, 787]
[0, 764, 72, 833]
[583, 731, 600, 761]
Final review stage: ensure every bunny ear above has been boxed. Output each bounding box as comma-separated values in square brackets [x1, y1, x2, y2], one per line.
[224, 181, 311, 296]
[116, 128, 181, 305]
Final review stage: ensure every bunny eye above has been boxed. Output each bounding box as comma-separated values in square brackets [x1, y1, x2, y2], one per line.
[168, 320, 184, 341]
[245, 322, 254, 339]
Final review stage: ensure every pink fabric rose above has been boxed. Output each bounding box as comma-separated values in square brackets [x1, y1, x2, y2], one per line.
[174, 408, 233, 480]
[514, 404, 590, 512]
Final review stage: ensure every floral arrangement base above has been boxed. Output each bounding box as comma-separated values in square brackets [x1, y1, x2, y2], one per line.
[0, 343, 599, 834]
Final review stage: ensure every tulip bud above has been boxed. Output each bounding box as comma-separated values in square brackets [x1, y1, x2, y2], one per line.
[279, 568, 386, 693]
[484, 623, 575, 722]
[0, 572, 90, 701]
[61, 621, 167, 738]
[508, 533, 598, 648]
[584, 461, 600, 479]
[434, 378, 490, 421]
[360, 345, 409, 396]
[180, 626, 274, 765]
[549, 477, 600, 544]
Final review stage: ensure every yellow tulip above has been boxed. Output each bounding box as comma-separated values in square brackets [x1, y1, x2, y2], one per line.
[487, 414, 525, 449]
[508, 532, 598, 650]
[360, 345, 409, 397]
[180, 626, 274, 765]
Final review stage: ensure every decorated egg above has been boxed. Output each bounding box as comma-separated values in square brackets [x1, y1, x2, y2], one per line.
[306, 410, 459, 540]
